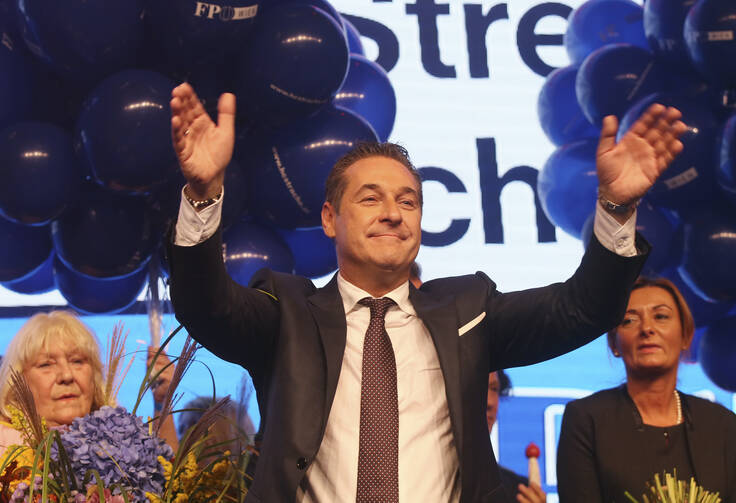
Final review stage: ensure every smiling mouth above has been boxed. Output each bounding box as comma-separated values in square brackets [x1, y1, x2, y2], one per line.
[370, 233, 405, 239]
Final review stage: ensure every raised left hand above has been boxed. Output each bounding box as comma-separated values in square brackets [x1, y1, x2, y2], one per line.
[596, 104, 687, 206]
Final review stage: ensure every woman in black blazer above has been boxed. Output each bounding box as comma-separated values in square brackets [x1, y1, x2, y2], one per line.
[557, 277, 736, 503]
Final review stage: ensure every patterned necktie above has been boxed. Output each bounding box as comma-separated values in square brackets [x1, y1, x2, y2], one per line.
[356, 297, 399, 503]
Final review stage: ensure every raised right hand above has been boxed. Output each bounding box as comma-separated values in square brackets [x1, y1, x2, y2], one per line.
[170, 83, 236, 200]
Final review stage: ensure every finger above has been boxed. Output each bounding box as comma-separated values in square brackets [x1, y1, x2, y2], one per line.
[530, 483, 546, 498]
[171, 118, 188, 154]
[663, 105, 683, 123]
[515, 485, 534, 503]
[597, 115, 619, 156]
[628, 103, 667, 137]
[642, 111, 674, 145]
[217, 92, 236, 132]
[182, 86, 207, 125]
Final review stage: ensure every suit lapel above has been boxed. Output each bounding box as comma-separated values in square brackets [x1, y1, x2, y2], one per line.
[307, 274, 348, 422]
[409, 286, 464, 460]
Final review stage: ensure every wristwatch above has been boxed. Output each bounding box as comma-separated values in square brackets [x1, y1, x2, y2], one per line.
[184, 185, 222, 210]
[597, 190, 639, 215]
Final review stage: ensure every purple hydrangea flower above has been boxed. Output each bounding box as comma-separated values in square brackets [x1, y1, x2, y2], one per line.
[55, 406, 173, 502]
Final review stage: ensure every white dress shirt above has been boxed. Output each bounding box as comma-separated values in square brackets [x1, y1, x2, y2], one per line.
[173, 188, 638, 501]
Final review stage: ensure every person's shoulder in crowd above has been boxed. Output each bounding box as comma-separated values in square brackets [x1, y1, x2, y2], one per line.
[681, 391, 736, 423]
[564, 386, 623, 415]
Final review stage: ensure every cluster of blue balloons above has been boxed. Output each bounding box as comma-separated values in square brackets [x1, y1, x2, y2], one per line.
[0, 0, 397, 313]
[537, 0, 736, 390]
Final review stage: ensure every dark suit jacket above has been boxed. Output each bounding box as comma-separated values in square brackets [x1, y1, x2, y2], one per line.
[498, 465, 528, 498]
[167, 228, 648, 502]
[557, 386, 736, 503]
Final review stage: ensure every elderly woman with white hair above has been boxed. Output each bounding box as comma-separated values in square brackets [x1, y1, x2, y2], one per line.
[0, 310, 177, 455]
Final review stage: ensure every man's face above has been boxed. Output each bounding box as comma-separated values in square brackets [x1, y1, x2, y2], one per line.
[322, 156, 422, 281]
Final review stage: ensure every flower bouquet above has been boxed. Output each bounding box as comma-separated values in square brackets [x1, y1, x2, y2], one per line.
[0, 324, 253, 503]
[625, 471, 721, 503]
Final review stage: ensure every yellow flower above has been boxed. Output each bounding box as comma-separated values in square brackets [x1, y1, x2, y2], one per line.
[7, 405, 47, 440]
[146, 492, 163, 503]
[0, 444, 36, 495]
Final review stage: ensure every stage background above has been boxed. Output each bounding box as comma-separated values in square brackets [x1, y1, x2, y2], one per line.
[0, 1, 733, 500]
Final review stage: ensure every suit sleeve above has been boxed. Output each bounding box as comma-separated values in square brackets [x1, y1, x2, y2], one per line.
[484, 233, 649, 369]
[166, 226, 282, 373]
[557, 400, 604, 503]
[725, 408, 736, 503]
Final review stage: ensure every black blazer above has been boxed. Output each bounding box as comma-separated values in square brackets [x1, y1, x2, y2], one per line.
[167, 228, 648, 502]
[557, 386, 736, 503]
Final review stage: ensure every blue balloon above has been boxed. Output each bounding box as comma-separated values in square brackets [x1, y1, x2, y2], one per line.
[343, 16, 365, 55]
[684, 0, 736, 89]
[54, 256, 148, 315]
[618, 93, 719, 207]
[145, 0, 260, 73]
[538, 138, 600, 239]
[0, 32, 34, 131]
[679, 202, 736, 302]
[576, 44, 665, 126]
[565, 0, 649, 65]
[718, 112, 736, 203]
[580, 211, 595, 249]
[276, 226, 337, 278]
[16, 0, 144, 83]
[76, 70, 178, 194]
[2, 249, 54, 294]
[52, 186, 155, 278]
[582, 201, 683, 276]
[0, 216, 51, 281]
[223, 219, 294, 287]
[537, 65, 599, 146]
[0, 0, 20, 41]
[0, 121, 82, 225]
[244, 105, 378, 228]
[700, 315, 736, 391]
[333, 54, 396, 142]
[644, 0, 695, 65]
[636, 201, 682, 276]
[662, 268, 732, 328]
[222, 159, 250, 230]
[236, 4, 349, 127]
[267, 0, 343, 28]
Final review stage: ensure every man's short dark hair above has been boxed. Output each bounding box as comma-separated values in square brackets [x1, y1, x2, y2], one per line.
[498, 369, 512, 397]
[325, 142, 423, 212]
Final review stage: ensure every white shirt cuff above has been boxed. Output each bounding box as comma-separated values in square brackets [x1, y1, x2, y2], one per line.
[593, 202, 637, 257]
[173, 186, 224, 247]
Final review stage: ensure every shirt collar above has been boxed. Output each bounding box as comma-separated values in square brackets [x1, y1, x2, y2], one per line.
[337, 271, 416, 316]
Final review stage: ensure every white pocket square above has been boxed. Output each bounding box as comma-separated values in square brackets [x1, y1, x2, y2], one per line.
[458, 311, 486, 336]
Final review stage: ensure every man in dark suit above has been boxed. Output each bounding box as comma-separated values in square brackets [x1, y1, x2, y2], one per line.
[166, 83, 686, 502]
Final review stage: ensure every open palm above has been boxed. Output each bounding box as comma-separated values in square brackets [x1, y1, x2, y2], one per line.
[170, 83, 235, 198]
[596, 104, 687, 205]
